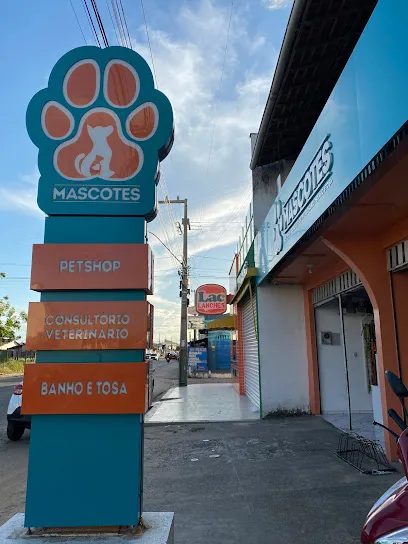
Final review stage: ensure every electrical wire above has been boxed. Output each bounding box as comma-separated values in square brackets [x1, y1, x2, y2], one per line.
[81, 0, 102, 47]
[105, 0, 121, 44]
[111, 0, 127, 46]
[140, 0, 158, 85]
[197, 190, 251, 261]
[0, 263, 31, 267]
[148, 232, 183, 266]
[69, 0, 88, 44]
[118, 0, 132, 48]
[115, 0, 130, 47]
[90, 0, 110, 46]
[199, 0, 234, 227]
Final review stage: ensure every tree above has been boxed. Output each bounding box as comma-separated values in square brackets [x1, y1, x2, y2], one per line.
[0, 274, 27, 342]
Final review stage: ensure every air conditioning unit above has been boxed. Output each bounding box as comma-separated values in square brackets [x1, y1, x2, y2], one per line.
[321, 331, 333, 345]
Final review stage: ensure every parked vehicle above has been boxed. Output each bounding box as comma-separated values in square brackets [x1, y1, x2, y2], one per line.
[146, 353, 159, 361]
[165, 352, 178, 363]
[362, 371, 408, 543]
[6, 381, 31, 441]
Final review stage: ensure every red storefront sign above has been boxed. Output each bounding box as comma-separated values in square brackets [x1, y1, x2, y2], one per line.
[195, 284, 227, 315]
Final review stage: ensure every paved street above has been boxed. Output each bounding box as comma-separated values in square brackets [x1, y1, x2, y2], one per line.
[0, 376, 29, 525]
[144, 418, 401, 544]
[0, 371, 399, 542]
[151, 358, 178, 401]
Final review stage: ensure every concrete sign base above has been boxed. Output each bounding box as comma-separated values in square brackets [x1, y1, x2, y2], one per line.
[0, 514, 174, 544]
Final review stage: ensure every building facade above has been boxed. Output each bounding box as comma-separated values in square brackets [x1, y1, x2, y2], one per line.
[229, 0, 408, 459]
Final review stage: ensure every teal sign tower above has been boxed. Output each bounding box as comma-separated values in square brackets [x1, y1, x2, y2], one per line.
[23, 45, 174, 529]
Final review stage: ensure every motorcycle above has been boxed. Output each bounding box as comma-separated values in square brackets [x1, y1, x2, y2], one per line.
[362, 370, 408, 543]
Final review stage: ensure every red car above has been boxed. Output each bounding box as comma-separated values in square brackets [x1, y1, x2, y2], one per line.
[165, 352, 178, 363]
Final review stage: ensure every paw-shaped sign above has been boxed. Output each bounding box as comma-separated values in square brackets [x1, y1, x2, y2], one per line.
[27, 46, 174, 219]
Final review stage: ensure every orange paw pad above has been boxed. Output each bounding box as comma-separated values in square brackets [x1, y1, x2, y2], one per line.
[105, 60, 139, 108]
[42, 102, 73, 139]
[127, 103, 158, 140]
[64, 60, 99, 107]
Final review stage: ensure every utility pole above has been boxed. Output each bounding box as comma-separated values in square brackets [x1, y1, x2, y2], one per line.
[158, 197, 190, 386]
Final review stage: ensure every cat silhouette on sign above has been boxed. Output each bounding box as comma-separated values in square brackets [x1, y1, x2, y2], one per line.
[74, 125, 114, 178]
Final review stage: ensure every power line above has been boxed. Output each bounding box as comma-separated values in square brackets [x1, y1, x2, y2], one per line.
[0, 277, 30, 280]
[140, 0, 158, 85]
[0, 263, 31, 267]
[115, 0, 130, 47]
[111, 0, 126, 46]
[105, 0, 120, 44]
[69, 0, 88, 44]
[118, 0, 132, 48]
[199, 0, 234, 226]
[81, 0, 102, 46]
[90, 0, 110, 47]
[147, 231, 183, 266]
[198, 190, 251, 261]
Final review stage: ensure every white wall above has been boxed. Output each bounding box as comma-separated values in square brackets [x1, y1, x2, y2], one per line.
[257, 283, 309, 416]
[315, 303, 373, 413]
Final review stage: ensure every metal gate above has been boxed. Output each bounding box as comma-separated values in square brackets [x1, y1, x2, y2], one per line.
[241, 292, 260, 410]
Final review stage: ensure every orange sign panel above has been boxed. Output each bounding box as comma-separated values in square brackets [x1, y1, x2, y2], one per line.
[22, 363, 146, 414]
[196, 284, 227, 315]
[30, 244, 152, 293]
[26, 301, 148, 351]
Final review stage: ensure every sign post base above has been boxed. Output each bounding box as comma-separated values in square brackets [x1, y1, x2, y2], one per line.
[0, 514, 174, 544]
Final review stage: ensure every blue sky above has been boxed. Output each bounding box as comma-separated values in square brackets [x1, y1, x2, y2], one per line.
[0, 0, 292, 341]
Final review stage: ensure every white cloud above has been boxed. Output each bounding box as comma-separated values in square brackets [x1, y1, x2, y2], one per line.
[0, 169, 44, 218]
[129, 0, 279, 342]
[262, 0, 292, 10]
[6, 0, 281, 344]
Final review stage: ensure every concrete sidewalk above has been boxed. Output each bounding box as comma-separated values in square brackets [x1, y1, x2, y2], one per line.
[146, 383, 259, 424]
[143, 416, 400, 544]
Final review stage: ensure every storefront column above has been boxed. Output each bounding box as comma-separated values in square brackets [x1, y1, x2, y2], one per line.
[322, 235, 400, 459]
[303, 289, 320, 414]
[389, 272, 408, 386]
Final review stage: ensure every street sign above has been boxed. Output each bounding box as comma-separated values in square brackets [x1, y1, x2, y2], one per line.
[31, 243, 152, 292]
[22, 363, 147, 414]
[195, 284, 227, 315]
[188, 316, 205, 329]
[26, 46, 174, 219]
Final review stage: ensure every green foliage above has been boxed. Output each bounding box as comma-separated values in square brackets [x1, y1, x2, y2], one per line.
[0, 359, 29, 376]
[0, 295, 28, 342]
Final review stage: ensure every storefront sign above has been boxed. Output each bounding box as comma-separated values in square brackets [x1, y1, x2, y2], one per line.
[31, 244, 152, 292]
[188, 316, 205, 329]
[273, 135, 333, 255]
[26, 301, 148, 350]
[195, 284, 227, 315]
[256, 0, 408, 284]
[26, 46, 174, 218]
[22, 363, 146, 414]
[188, 347, 208, 372]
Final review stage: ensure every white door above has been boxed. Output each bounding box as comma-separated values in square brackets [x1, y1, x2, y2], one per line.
[315, 301, 349, 413]
[241, 292, 260, 410]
